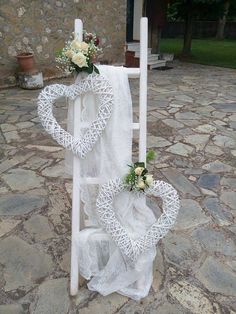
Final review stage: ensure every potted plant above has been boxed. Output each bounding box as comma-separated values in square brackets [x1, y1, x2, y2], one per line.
[16, 46, 35, 72]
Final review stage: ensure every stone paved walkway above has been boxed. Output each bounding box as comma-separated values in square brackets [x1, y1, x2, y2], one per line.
[0, 62, 236, 313]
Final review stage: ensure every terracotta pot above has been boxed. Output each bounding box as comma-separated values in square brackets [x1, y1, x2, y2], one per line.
[16, 53, 35, 72]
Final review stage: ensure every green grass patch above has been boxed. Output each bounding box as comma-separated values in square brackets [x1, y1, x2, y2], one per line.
[160, 38, 236, 69]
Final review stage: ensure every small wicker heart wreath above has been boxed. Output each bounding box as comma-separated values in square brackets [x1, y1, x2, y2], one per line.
[96, 178, 180, 262]
[37, 74, 114, 159]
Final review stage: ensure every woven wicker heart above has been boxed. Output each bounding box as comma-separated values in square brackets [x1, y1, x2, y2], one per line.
[37, 74, 114, 159]
[96, 178, 180, 262]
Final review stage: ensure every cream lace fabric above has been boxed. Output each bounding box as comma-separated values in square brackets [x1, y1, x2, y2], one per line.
[66, 65, 157, 300]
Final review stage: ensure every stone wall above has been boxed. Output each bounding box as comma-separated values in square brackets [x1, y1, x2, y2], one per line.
[0, 0, 127, 87]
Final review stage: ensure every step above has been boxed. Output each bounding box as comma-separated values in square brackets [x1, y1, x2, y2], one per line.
[134, 52, 159, 59]
[134, 53, 163, 64]
[127, 43, 152, 54]
[149, 60, 167, 69]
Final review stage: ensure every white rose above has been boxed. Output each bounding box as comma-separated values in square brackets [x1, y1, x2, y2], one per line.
[145, 174, 154, 186]
[71, 39, 81, 50]
[72, 52, 88, 68]
[71, 40, 88, 52]
[80, 41, 89, 51]
[134, 167, 144, 176]
[136, 179, 146, 190]
[65, 49, 74, 59]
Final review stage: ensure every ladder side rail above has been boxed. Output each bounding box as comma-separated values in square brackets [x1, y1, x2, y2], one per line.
[70, 18, 83, 296]
[139, 17, 148, 162]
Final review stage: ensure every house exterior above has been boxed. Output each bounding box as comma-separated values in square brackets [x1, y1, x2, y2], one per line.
[0, 0, 127, 88]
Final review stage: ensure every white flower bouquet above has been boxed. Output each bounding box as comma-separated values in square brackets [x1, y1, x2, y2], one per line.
[124, 151, 156, 192]
[56, 31, 102, 75]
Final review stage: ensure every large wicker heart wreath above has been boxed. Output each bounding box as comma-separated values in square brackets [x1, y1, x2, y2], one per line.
[37, 74, 114, 159]
[96, 178, 180, 262]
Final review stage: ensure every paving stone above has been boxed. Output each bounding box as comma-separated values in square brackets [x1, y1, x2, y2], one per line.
[0, 194, 46, 216]
[184, 134, 209, 150]
[2, 169, 45, 191]
[212, 102, 236, 112]
[0, 304, 25, 314]
[31, 278, 70, 314]
[178, 119, 200, 127]
[59, 249, 70, 273]
[205, 145, 223, 156]
[0, 236, 53, 291]
[16, 121, 34, 129]
[212, 111, 226, 119]
[24, 156, 52, 170]
[163, 119, 184, 129]
[163, 233, 201, 268]
[149, 111, 167, 120]
[196, 256, 236, 296]
[200, 187, 217, 196]
[221, 177, 236, 188]
[6, 115, 19, 124]
[25, 145, 62, 152]
[1, 123, 17, 132]
[166, 143, 194, 157]
[0, 152, 34, 174]
[41, 161, 69, 178]
[175, 112, 200, 120]
[203, 197, 233, 225]
[197, 174, 220, 189]
[161, 168, 201, 196]
[175, 95, 193, 102]
[192, 227, 236, 256]
[24, 215, 54, 241]
[229, 122, 236, 129]
[147, 136, 172, 148]
[145, 299, 188, 314]
[213, 135, 236, 148]
[184, 168, 204, 175]
[0, 218, 21, 237]
[117, 300, 144, 314]
[202, 160, 232, 173]
[174, 199, 210, 230]
[168, 108, 179, 114]
[221, 191, 236, 210]
[214, 119, 227, 126]
[193, 124, 216, 134]
[229, 114, 236, 121]
[169, 280, 220, 314]
[74, 287, 97, 308]
[78, 293, 129, 314]
[4, 130, 20, 143]
[0, 187, 9, 194]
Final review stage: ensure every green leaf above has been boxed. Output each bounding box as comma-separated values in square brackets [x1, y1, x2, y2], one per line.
[134, 162, 145, 168]
[94, 65, 100, 74]
[142, 169, 148, 176]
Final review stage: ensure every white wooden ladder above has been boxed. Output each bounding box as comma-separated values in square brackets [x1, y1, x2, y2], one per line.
[70, 17, 148, 296]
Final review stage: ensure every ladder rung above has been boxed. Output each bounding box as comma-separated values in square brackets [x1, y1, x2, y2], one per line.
[125, 68, 140, 78]
[78, 177, 104, 184]
[132, 123, 139, 130]
[80, 122, 140, 129]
